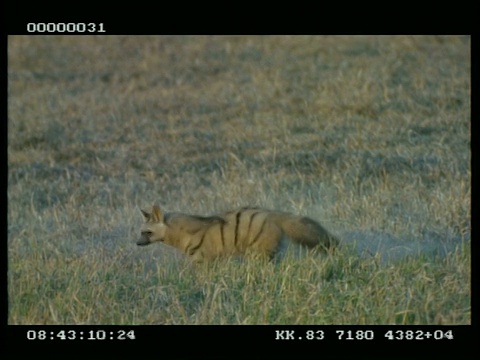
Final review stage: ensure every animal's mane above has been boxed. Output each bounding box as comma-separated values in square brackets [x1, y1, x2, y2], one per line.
[189, 215, 226, 224]
[164, 213, 225, 225]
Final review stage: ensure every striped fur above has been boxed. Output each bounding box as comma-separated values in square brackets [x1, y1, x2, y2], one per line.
[137, 205, 339, 262]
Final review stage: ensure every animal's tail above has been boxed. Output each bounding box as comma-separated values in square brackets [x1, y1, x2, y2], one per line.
[271, 212, 339, 251]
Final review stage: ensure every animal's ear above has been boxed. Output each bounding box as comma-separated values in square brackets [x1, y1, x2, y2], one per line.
[151, 204, 164, 222]
[140, 208, 151, 220]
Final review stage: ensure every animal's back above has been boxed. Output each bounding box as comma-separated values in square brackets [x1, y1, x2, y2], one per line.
[218, 207, 338, 257]
[220, 207, 284, 256]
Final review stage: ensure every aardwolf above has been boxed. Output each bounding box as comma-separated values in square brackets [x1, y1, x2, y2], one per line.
[137, 205, 339, 261]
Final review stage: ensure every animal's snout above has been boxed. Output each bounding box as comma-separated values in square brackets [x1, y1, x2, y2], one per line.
[136, 238, 151, 246]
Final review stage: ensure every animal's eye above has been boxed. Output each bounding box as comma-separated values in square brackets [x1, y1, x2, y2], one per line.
[142, 231, 153, 237]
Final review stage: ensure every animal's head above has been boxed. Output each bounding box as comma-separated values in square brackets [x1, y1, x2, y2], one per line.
[137, 204, 167, 246]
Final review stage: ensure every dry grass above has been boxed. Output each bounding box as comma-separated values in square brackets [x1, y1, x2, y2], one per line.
[8, 35, 470, 324]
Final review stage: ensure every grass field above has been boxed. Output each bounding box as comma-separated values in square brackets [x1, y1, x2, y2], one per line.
[8, 35, 470, 324]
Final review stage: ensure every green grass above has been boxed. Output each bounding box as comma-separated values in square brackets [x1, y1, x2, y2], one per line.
[8, 35, 470, 324]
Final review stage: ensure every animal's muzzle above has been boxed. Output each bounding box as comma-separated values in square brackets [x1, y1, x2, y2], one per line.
[136, 238, 151, 246]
